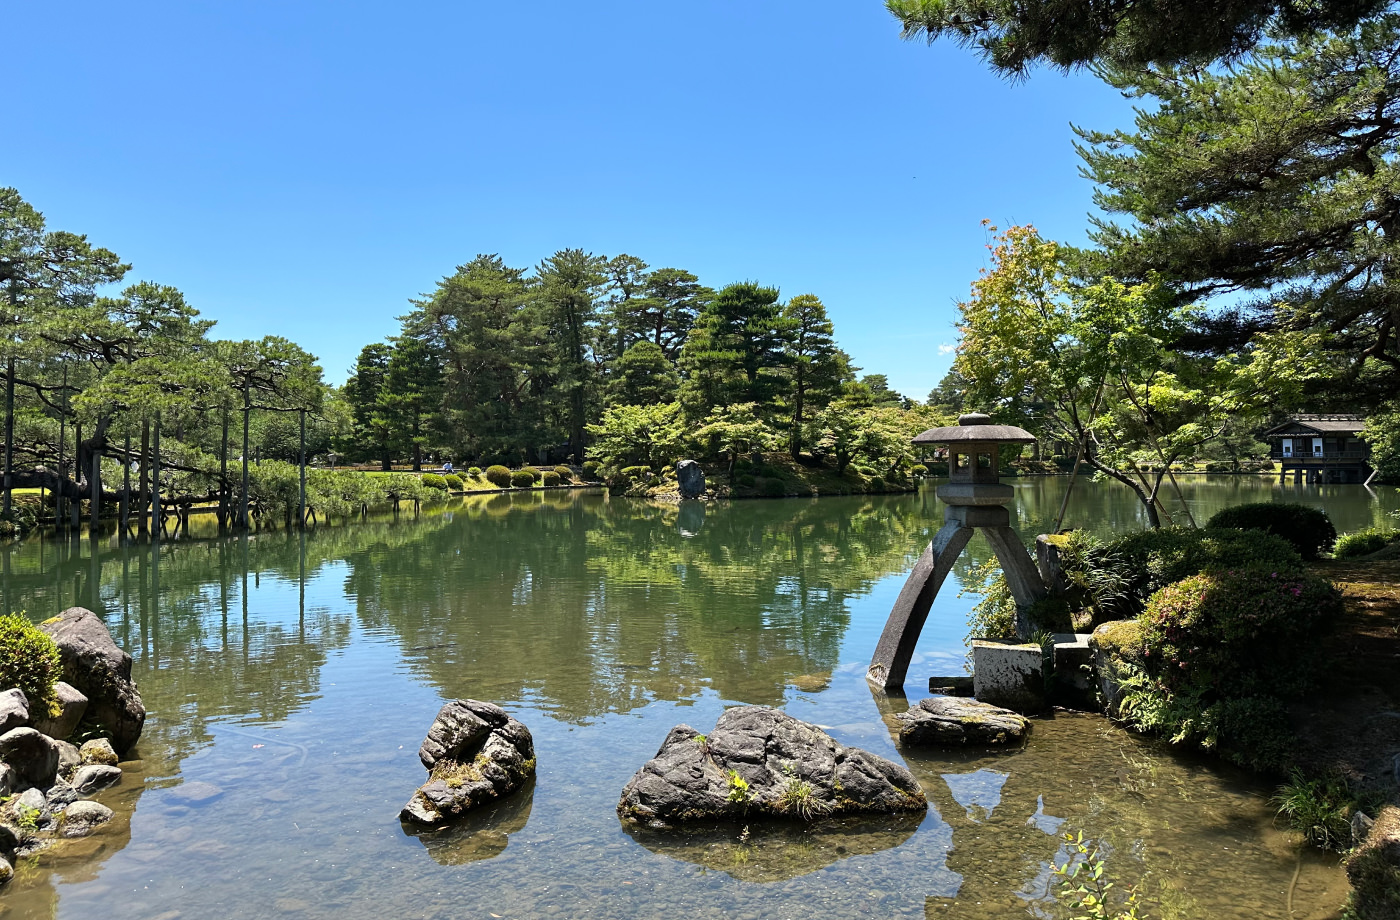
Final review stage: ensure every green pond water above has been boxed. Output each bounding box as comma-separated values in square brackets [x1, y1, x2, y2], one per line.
[0, 475, 1394, 920]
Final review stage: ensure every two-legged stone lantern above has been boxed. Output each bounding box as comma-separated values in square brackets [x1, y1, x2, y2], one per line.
[867, 413, 1047, 691]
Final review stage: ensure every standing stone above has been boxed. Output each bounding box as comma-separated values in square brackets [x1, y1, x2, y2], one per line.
[0, 691, 29, 734]
[32, 682, 88, 741]
[54, 741, 80, 779]
[38, 608, 145, 755]
[676, 460, 706, 499]
[972, 639, 1046, 714]
[617, 707, 927, 828]
[0, 729, 59, 790]
[401, 700, 536, 827]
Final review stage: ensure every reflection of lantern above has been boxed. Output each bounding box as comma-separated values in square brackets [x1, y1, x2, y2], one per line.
[867, 413, 1047, 691]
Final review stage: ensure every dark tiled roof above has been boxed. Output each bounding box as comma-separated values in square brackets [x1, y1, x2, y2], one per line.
[1262, 414, 1366, 437]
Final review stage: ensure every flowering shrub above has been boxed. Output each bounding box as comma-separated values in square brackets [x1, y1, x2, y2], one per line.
[1141, 569, 1341, 698]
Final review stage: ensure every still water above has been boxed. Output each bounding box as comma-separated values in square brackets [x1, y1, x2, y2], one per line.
[0, 475, 1393, 920]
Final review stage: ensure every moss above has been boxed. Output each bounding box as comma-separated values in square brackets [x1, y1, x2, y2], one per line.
[1090, 620, 1145, 660]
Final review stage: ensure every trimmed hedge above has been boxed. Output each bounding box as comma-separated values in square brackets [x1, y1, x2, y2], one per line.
[523, 467, 543, 483]
[484, 465, 512, 488]
[553, 465, 573, 480]
[443, 474, 464, 490]
[421, 473, 448, 490]
[541, 471, 561, 486]
[0, 614, 61, 718]
[1205, 502, 1337, 560]
[582, 460, 601, 481]
[510, 470, 536, 488]
[1101, 526, 1305, 611]
[467, 466, 482, 478]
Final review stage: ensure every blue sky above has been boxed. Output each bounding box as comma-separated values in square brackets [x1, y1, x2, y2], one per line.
[5, 1, 1133, 399]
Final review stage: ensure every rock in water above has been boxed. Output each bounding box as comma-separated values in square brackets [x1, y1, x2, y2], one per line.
[617, 706, 926, 828]
[79, 739, 118, 767]
[896, 697, 1031, 746]
[39, 608, 145, 755]
[400, 700, 536, 827]
[59, 801, 113, 839]
[70, 764, 121, 796]
[676, 460, 706, 499]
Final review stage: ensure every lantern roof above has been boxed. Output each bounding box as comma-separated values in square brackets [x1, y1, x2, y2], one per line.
[912, 413, 1036, 445]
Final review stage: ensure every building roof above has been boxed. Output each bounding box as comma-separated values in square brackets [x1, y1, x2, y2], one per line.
[913, 412, 1036, 445]
[1261, 414, 1366, 437]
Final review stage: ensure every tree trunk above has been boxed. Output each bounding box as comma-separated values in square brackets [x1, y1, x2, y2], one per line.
[298, 409, 306, 528]
[3, 356, 13, 518]
[138, 419, 150, 536]
[220, 410, 229, 526]
[151, 412, 161, 535]
[71, 421, 81, 528]
[121, 432, 131, 535]
[241, 395, 251, 529]
[90, 449, 100, 528]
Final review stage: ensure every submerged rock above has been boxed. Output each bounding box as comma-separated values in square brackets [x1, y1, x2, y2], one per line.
[617, 706, 926, 828]
[400, 700, 536, 827]
[896, 697, 1031, 746]
[39, 608, 145, 755]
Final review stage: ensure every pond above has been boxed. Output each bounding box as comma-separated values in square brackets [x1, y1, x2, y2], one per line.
[0, 475, 1393, 920]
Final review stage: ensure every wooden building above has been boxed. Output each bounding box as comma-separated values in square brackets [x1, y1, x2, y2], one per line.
[1261, 415, 1371, 484]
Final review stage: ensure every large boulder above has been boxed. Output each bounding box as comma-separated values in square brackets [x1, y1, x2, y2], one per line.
[0, 729, 59, 790]
[676, 460, 706, 499]
[896, 697, 1031, 746]
[400, 700, 535, 827]
[38, 608, 145, 755]
[32, 682, 88, 742]
[1347, 805, 1400, 919]
[617, 706, 926, 828]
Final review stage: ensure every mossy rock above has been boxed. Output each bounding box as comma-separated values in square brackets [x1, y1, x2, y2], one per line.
[1089, 619, 1145, 663]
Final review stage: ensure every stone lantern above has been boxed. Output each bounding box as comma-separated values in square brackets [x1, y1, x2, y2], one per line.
[867, 413, 1047, 691]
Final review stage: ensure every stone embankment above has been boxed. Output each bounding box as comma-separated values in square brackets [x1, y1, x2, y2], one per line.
[0, 607, 145, 884]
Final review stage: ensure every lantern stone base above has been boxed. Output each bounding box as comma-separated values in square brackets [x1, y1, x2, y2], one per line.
[971, 640, 1046, 714]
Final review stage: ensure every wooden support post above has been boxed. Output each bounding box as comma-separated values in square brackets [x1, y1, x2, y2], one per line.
[121, 432, 131, 537]
[867, 520, 974, 691]
[90, 450, 100, 529]
[151, 412, 162, 536]
[298, 409, 306, 530]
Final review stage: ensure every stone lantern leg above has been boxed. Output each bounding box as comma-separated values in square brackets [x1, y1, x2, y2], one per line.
[867, 414, 1047, 692]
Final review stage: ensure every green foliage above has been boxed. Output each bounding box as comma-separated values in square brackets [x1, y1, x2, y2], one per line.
[910, 464, 928, 476]
[1272, 771, 1360, 851]
[1050, 830, 1142, 920]
[541, 470, 561, 487]
[467, 467, 482, 478]
[552, 465, 573, 480]
[421, 473, 448, 491]
[581, 460, 601, 480]
[760, 478, 786, 497]
[522, 467, 543, 483]
[607, 340, 680, 407]
[1363, 411, 1400, 482]
[0, 614, 61, 719]
[777, 775, 830, 820]
[484, 465, 512, 488]
[1334, 528, 1399, 559]
[586, 402, 685, 472]
[509, 470, 535, 489]
[1205, 503, 1336, 560]
[443, 474, 464, 490]
[961, 557, 1019, 643]
[725, 770, 752, 806]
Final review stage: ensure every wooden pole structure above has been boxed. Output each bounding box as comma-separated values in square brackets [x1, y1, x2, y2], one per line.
[55, 368, 66, 529]
[70, 422, 81, 530]
[298, 408, 306, 528]
[151, 411, 161, 535]
[3, 355, 13, 519]
[121, 432, 131, 537]
[219, 409, 229, 528]
[240, 392, 250, 530]
[90, 448, 100, 529]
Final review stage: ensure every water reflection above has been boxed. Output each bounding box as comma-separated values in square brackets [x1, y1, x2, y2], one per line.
[406, 783, 535, 866]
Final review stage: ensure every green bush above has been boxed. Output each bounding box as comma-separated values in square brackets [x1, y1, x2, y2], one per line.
[1334, 527, 1399, 559]
[868, 476, 886, 491]
[910, 464, 928, 476]
[522, 467, 543, 483]
[485, 465, 512, 488]
[1097, 526, 1304, 614]
[582, 460, 601, 480]
[1205, 502, 1337, 560]
[553, 465, 573, 481]
[736, 473, 756, 487]
[1272, 770, 1360, 851]
[0, 614, 61, 718]
[467, 467, 482, 478]
[510, 470, 536, 488]
[760, 478, 785, 497]
[443, 474, 464, 490]
[421, 473, 448, 490]
[541, 470, 561, 487]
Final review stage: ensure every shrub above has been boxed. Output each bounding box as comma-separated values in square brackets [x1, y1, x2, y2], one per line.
[910, 464, 928, 476]
[760, 478, 785, 497]
[541, 471, 561, 487]
[421, 473, 448, 491]
[1140, 569, 1341, 699]
[736, 473, 756, 488]
[484, 465, 512, 488]
[1205, 502, 1337, 560]
[1097, 526, 1304, 614]
[467, 467, 482, 478]
[553, 465, 573, 480]
[0, 614, 61, 718]
[1334, 527, 1399, 559]
[443, 474, 464, 490]
[581, 460, 601, 481]
[522, 467, 543, 483]
[868, 476, 886, 492]
[510, 470, 535, 488]
[1272, 770, 1360, 851]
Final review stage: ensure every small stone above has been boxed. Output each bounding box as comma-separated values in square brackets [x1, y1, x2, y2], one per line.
[60, 801, 113, 838]
[0, 824, 19, 856]
[70, 764, 121, 796]
[56, 740, 81, 778]
[0, 690, 29, 734]
[0, 855, 11, 885]
[0, 728, 59, 790]
[32, 682, 88, 741]
[13, 787, 45, 816]
[896, 697, 1032, 746]
[79, 739, 118, 767]
[44, 782, 80, 808]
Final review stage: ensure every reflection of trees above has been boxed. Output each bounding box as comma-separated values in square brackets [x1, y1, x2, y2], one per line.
[347, 490, 940, 721]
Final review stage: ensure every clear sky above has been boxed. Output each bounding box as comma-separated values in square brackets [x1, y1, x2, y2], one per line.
[5, 1, 1133, 400]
